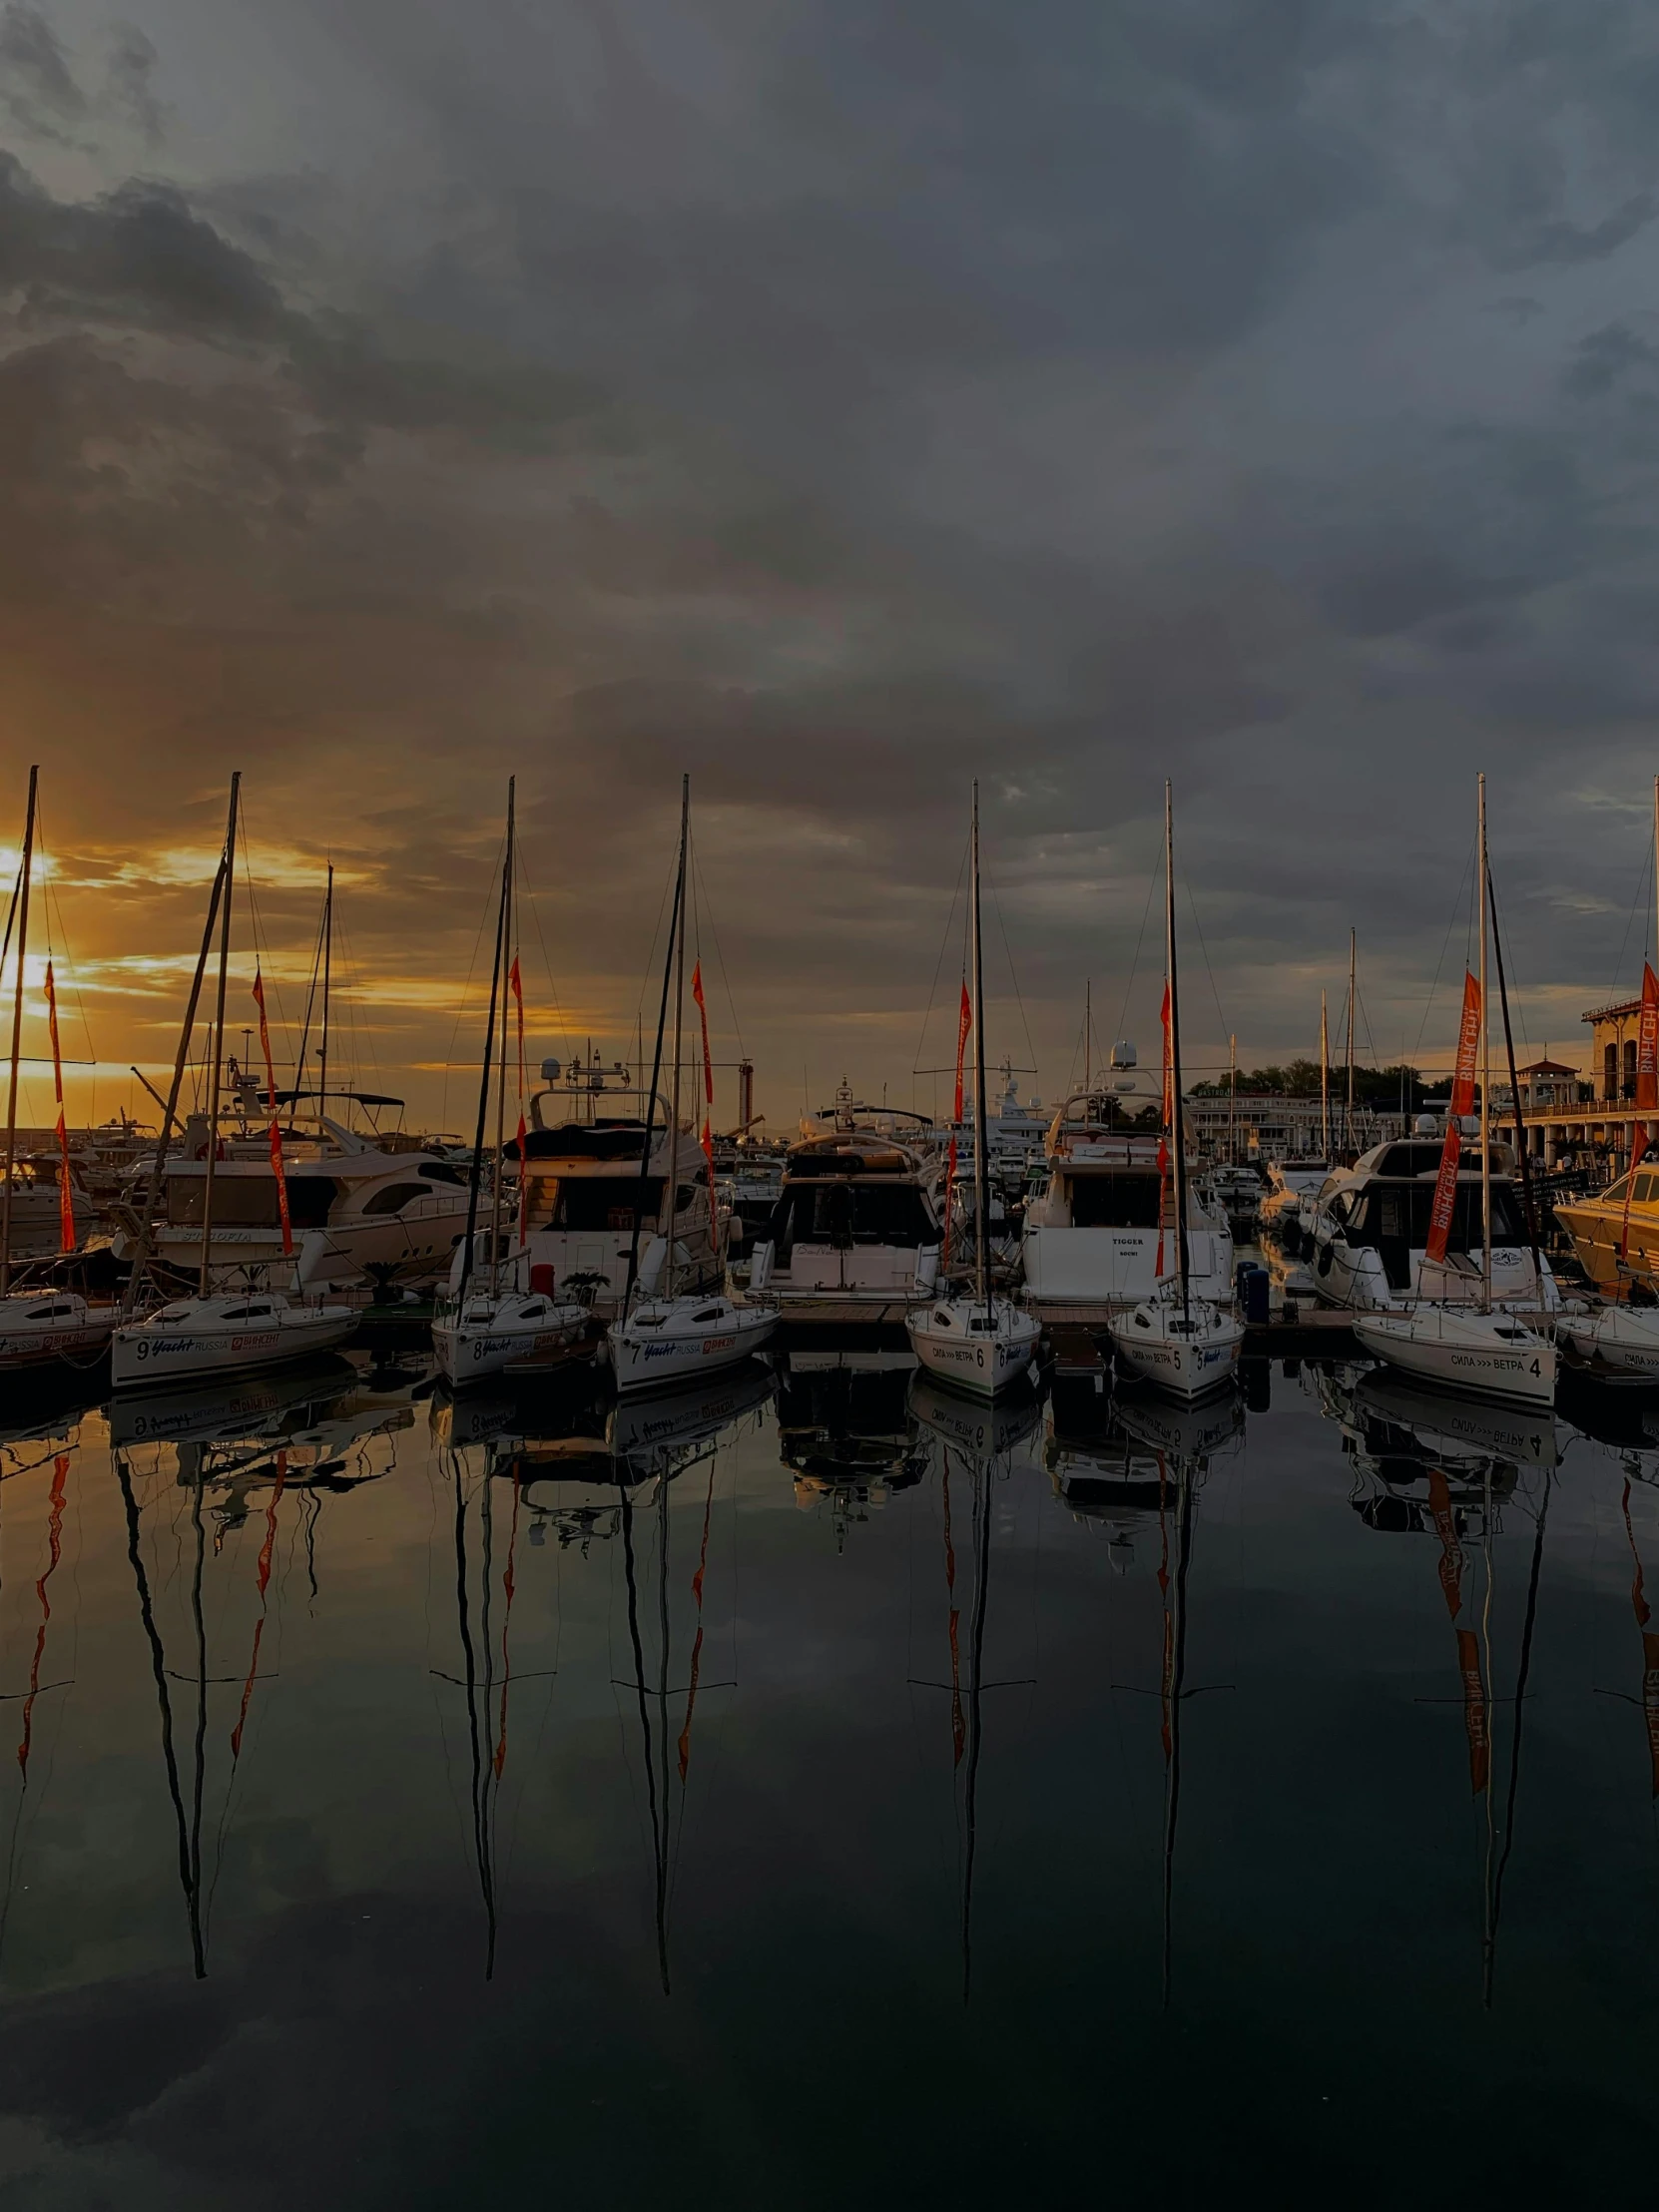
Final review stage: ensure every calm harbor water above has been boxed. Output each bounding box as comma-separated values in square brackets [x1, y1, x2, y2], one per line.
[0, 1345, 1655, 2207]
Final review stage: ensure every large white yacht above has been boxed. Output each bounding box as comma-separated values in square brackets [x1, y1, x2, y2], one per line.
[1019, 1051, 1234, 1317]
[443, 1054, 726, 1323]
[748, 1124, 943, 1320]
[1303, 1134, 1560, 1315]
[115, 1111, 473, 1291]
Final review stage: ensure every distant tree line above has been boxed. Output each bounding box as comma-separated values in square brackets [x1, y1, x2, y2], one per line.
[1190, 1061, 1448, 1107]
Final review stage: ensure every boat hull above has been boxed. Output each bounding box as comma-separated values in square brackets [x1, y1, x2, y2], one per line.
[112, 1311, 358, 1388]
[905, 1309, 1039, 1397]
[609, 1304, 778, 1393]
[1352, 1311, 1556, 1405]
[1557, 1306, 1659, 1382]
[433, 1311, 589, 1385]
[0, 1320, 116, 1371]
[1020, 1225, 1234, 1315]
[1109, 1304, 1244, 1402]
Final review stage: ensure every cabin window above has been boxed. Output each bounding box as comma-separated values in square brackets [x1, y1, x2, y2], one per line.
[418, 1161, 464, 1185]
[360, 1181, 431, 1216]
[166, 1177, 334, 1228]
[692, 1307, 722, 1324]
[1626, 1040, 1639, 1097]
[529, 1176, 664, 1232]
[1068, 1172, 1163, 1230]
[770, 1181, 936, 1255]
[1637, 1174, 1658, 1205]
[1606, 1043, 1619, 1101]
[1604, 1174, 1631, 1207]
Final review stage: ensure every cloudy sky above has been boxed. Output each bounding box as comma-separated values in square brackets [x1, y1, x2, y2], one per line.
[4, 0, 1659, 1132]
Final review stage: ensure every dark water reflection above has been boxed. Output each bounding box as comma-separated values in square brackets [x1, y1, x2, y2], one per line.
[0, 1346, 1656, 2206]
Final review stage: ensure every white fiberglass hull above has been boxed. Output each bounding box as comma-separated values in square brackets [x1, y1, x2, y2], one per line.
[1557, 1305, 1659, 1383]
[433, 1298, 590, 1385]
[1020, 1226, 1233, 1315]
[0, 1305, 117, 1372]
[113, 1308, 357, 1388]
[1352, 1308, 1556, 1405]
[1110, 1296, 1244, 1401]
[608, 1298, 778, 1393]
[905, 1299, 1039, 1397]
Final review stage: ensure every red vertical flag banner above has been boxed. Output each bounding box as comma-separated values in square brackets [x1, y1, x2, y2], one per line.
[691, 963, 720, 1250]
[252, 967, 293, 1258]
[942, 981, 971, 1268]
[43, 960, 74, 1252]
[1617, 961, 1659, 1261]
[1424, 970, 1482, 1267]
[1155, 982, 1172, 1278]
[508, 956, 529, 1246]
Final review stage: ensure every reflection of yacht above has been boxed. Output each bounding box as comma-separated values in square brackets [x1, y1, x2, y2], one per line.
[106, 1353, 364, 1448]
[1306, 1137, 1559, 1315]
[778, 1350, 927, 1534]
[1020, 1065, 1234, 1316]
[907, 1374, 1041, 1460]
[1258, 1160, 1329, 1249]
[749, 1127, 943, 1319]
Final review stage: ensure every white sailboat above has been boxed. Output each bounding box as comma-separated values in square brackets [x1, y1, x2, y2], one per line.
[1110, 783, 1243, 1401]
[433, 781, 590, 1386]
[609, 777, 778, 1393]
[906, 786, 1040, 1398]
[1351, 776, 1554, 1407]
[114, 775, 356, 1391]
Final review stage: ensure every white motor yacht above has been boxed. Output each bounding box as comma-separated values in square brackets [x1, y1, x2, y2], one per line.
[1305, 1135, 1559, 1315]
[0, 1291, 117, 1371]
[1020, 1062, 1234, 1317]
[1258, 1160, 1330, 1251]
[111, 1292, 357, 1388]
[749, 1128, 943, 1320]
[118, 1116, 473, 1291]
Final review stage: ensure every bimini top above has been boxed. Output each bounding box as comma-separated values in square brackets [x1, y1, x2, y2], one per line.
[786, 1135, 925, 1180]
[1349, 1137, 1517, 1180]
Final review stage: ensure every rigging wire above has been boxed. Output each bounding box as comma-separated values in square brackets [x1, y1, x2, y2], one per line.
[1412, 833, 1478, 1065]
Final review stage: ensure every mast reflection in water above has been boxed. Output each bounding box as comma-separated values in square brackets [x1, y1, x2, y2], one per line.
[0, 1348, 1652, 2203]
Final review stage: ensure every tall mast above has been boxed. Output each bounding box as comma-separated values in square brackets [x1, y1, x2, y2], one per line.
[665, 776, 689, 1300]
[1083, 979, 1091, 1093]
[970, 783, 990, 1313]
[1478, 774, 1491, 1310]
[459, 800, 510, 1304]
[623, 792, 685, 1315]
[1346, 927, 1356, 1154]
[317, 861, 333, 1118]
[197, 774, 241, 1299]
[1165, 783, 1191, 1320]
[1320, 990, 1330, 1158]
[1228, 1031, 1237, 1166]
[0, 765, 38, 1297]
[487, 782, 515, 1295]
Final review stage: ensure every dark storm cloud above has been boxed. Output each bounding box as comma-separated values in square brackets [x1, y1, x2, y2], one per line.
[7, 0, 1659, 1103]
[0, 3, 84, 138]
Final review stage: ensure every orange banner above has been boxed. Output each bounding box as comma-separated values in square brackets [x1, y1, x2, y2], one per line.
[42, 961, 74, 1253]
[1425, 970, 1481, 1266]
[252, 967, 293, 1258]
[1156, 982, 1172, 1278]
[1455, 1625, 1489, 1795]
[942, 981, 972, 1269]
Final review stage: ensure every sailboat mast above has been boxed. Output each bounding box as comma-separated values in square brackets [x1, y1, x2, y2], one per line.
[970, 783, 990, 1313]
[1083, 978, 1091, 1093]
[665, 777, 689, 1300]
[487, 781, 515, 1295]
[0, 765, 38, 1297]
[459, 802, 510, 1304]
[1478, 773, 1491, 1310]
[1165, 783, 1191, 1319]
[197, 774, 241, 1299]
[1346, 928, 1356, 1154]
[317, 862, 333, 1118]
[1229, 1032, 1237, 1166]
[1321, 990, 1330, 1159]
[623, 797, 686, 1316]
